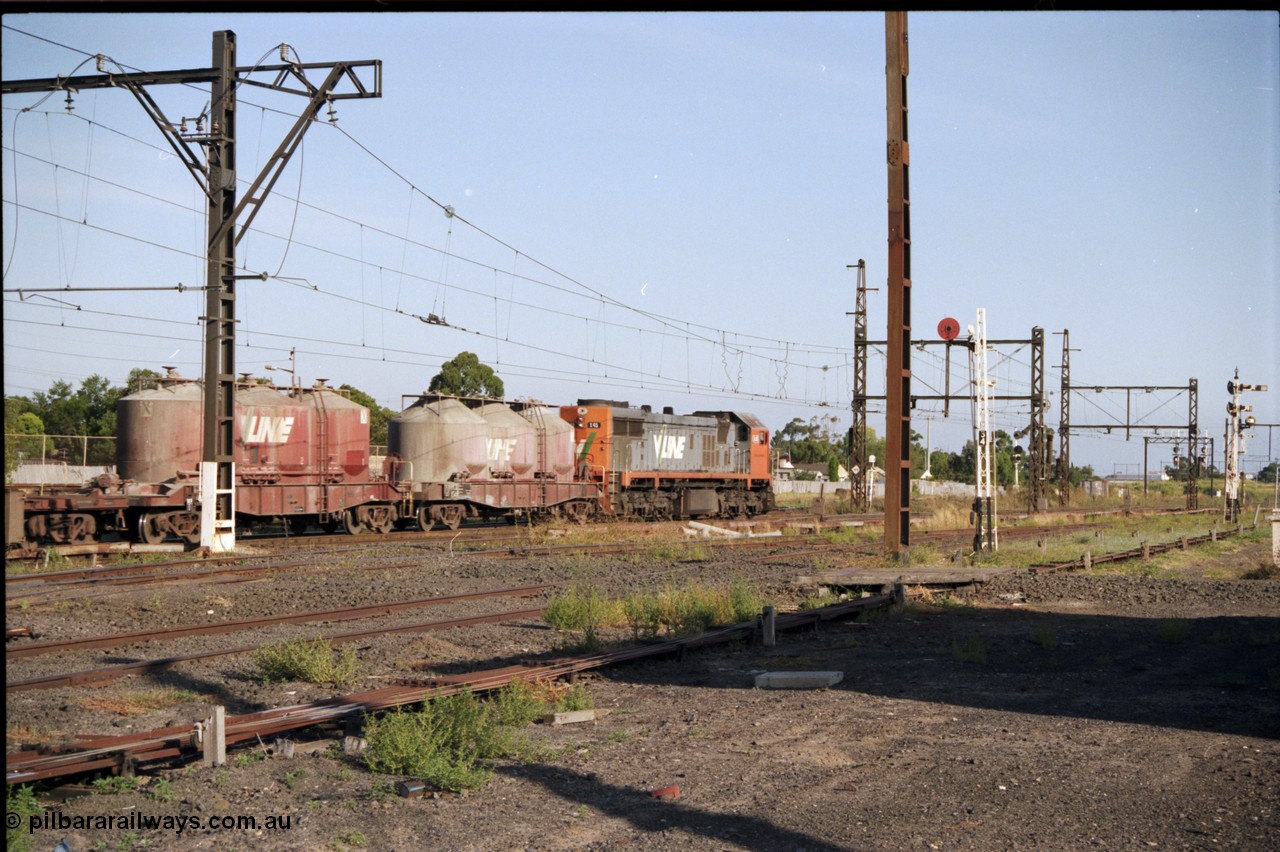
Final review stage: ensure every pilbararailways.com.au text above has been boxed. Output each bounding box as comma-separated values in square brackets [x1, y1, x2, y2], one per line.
[21, 811, 292, 836]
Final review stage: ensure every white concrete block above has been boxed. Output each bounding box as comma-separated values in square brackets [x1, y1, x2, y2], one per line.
[754, 671, 844, 690]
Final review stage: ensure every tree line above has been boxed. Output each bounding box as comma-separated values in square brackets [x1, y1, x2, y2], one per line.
[773, 414, 1098, 487]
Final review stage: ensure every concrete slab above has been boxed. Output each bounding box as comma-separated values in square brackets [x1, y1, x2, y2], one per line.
[543, 709, 611, 725]
[754, 671, 844, 690]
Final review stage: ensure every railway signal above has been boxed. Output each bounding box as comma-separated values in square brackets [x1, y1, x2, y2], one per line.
[1224, 370, 1269, 523]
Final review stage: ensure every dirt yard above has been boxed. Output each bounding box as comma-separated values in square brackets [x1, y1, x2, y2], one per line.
[6, 531, 1279, 851]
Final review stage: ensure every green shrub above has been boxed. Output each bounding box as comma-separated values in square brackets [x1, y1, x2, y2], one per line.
[254, 637, 358, 687]
[7, 785, 43, 852]
[364, 690, 527, 791]
[557, 683, 595, 713]
[494, 680, 549, 728]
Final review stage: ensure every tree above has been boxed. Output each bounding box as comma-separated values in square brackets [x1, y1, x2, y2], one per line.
[1257, 462, 1279, 484]
[29, 375, 122, 438]
[5, 396, 43, 479]
[125, 367, 162, 394]
[338, 384, 396, 447]
[428, 352, 504, 399]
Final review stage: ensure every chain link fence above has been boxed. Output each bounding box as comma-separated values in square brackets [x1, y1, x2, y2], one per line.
[5, 433, 117, 485]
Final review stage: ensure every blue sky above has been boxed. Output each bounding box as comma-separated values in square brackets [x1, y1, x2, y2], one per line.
[3, 11, 1277, 477]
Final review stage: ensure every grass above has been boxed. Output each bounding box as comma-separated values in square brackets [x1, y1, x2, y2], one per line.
[78, 686, 199, 716]
[544, 579, 767, 646]
[254, 637, 359, 687]
[542, 585, 624, 650]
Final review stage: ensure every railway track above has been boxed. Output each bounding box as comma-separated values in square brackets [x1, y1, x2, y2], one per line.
[5, 514, 1256, 786]
[6, 592, 898, 785]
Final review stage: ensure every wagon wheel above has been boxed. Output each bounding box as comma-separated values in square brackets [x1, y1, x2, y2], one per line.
[343, 509, 368, 536]
[138, 514, 166, 545]
[416, 507, 434, 532]
[170, 512, 201, 545]
[371, 505, 396, 535]
[65, 515, 94, 545]
[438, 504, 464, 531]
[563, 500, 593, 525]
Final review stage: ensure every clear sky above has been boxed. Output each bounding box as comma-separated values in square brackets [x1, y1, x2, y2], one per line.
[3, 11, 1278, 477]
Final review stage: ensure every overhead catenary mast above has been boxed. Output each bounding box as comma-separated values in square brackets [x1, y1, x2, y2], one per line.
[2, 32, 382, 552]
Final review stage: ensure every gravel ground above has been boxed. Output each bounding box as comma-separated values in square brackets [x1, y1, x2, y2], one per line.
[6, 529, 1280, 851]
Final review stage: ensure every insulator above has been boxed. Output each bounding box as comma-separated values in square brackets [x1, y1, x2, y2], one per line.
[280, 43, 291, 62]
[63, 91, 74, 113]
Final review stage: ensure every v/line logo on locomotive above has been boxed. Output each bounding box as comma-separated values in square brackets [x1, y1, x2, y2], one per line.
[571, 433, 690, 461]
[652, 433, 687, 460]
[242, 415, 296, 445]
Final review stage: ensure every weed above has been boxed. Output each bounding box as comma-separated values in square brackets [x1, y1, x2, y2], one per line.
[235, 747, 268, 768]
[331, 830, 367, 849]
[1157, 618, 1191, 644]
[495, 679, 551, 728]
[6, 784, 43, 852]
[1029, 626, 1057, 650]
[1095, 654, 1114, 667]
[283, 768, 306, 789]
[557, 684, 595, 712]
[363, 692, 504, 791]
[951, 635, 989, 665]
[213, 769, 229, 789]
[92, 775, 140, 794]
[543, 585, 624, 650]
[368, 780, 397, 802]
[147, 778, 175, 802]
[608, 731, 632, 743]
[113, 831, 144, 851]
[254, 637, 359, 687]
